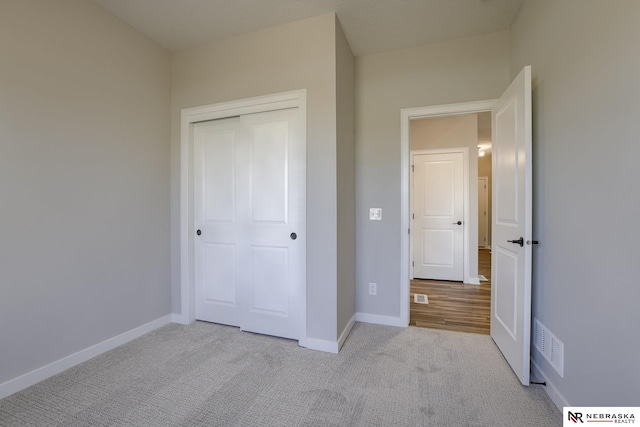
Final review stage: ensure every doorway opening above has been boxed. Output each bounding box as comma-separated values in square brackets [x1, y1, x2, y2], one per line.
[408, 111, 493, 334]
[400, 100, 496, 328]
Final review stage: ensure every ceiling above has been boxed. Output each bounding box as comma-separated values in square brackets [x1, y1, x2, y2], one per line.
[90, 0, 524, 56]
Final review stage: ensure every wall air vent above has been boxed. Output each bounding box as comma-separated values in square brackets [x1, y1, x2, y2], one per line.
[413, 294, 428, 304]
[533, 318, 564, 377]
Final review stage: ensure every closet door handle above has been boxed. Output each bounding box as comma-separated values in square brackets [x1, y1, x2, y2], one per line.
[290, 232, 297, 240]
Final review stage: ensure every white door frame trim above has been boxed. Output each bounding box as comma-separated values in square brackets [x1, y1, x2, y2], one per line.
[400, 99, 496, 326]
[178, 90, 307, 345]
[409, 147, 468, 281]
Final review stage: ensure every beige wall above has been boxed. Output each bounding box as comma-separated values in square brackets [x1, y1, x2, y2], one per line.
[411, 114, 478, 151]
[410, 114, 479, 275]
[170, 14, 346, 341]
[355, 31, 510, 317]
[511, 0, 640, 405]
[0, 0, 171, 385]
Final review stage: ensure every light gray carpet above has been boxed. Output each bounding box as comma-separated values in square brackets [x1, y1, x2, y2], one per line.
[0, 322, 559, 426]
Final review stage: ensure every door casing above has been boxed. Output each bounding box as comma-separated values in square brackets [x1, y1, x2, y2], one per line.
[178, 90, 307, 347]
[400, 100, 496, 326]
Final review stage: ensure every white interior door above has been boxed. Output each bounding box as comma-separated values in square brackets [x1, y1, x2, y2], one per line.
[194, 108, 305, 341]
[412, 152, 464, 281]
[478, 177, 489, 248]
[491, 66, 532, 385]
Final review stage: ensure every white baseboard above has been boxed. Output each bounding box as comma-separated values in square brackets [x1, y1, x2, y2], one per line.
[171, 313, 189, 325]
[0, 314, 173, 400]
[303, 314, 356, 354]
[355, 312, 406, 327]
[304, 337, 339, 353]
[531, 358, 569, 411]
[337, 314, 356, 351]
[466, 277, 481, 285]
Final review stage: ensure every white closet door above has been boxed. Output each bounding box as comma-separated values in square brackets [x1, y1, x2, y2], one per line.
[194, 108, 304, 341]
[194, 117, 242, 328]
[238, 109, 304, 339]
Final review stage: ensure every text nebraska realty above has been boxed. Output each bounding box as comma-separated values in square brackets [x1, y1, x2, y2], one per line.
[570, 411, 635, 423]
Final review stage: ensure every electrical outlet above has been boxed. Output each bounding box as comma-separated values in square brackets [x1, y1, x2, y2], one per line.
[368, 282, 377, 296]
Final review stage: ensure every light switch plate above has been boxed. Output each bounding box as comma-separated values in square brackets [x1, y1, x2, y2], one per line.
[369, 208, 382, 220]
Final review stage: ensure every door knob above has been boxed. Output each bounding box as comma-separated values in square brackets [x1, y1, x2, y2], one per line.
[290, 232, 297, 240]
[196, 229, 202, 236]
[507, 237, 524, 247]
[452, 221, 462, 225]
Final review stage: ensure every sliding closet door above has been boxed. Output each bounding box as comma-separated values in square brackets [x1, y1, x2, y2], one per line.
[194, 108, 305, 340]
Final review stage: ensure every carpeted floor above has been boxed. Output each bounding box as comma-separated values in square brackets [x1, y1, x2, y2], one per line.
[0, 322, 559, 426]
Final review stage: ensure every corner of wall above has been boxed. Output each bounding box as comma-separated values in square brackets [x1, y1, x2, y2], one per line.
[335, 13, 357, 338]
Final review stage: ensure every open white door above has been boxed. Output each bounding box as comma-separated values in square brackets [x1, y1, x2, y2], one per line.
[491, 66, 533, 385]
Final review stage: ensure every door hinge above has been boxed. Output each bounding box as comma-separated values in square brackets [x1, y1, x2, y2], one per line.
[412, 261, 414, 267]
[411, 165, 414, 172]
[408, 228, 410, 235]
[412, 213, 414, 219]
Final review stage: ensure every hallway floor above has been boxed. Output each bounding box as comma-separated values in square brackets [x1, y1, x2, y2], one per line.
[410, 249, 491, 335]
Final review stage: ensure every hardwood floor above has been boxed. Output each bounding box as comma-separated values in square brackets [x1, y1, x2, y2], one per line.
[410, 249, 491, 335]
